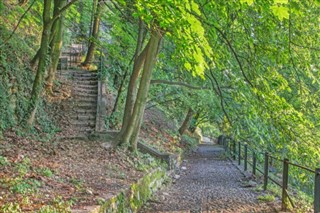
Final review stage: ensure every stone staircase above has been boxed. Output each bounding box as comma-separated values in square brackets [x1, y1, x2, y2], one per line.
[57, 43, 107, 137]
[60, 69, 99, 135]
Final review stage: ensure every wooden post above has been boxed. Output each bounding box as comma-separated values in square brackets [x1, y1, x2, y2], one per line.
[282, 158, 289, 211]
[315, 168, 320, 213]
[238, 142, 241, 165]
[252, 151, 256, 176]
[244, 144, 248, 171]
[263, 152, 269, 191]
[233, 140, 236, 160]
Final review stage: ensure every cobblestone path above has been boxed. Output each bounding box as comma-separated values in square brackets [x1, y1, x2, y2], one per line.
[140, 144, 278, 213]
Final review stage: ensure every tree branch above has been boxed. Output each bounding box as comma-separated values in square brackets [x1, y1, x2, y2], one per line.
[290, 41, 320, 51]
[150, 79, 210, 90]
[0, 0, 36, 47]
[51, 0, 79, 24]
[187, 9, 254, 88]
[209, 68, 233, 126]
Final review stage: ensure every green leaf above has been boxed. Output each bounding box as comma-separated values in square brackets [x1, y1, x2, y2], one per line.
[240, 0, 254, 5]
[271, 5, 289, 20]
[274, 0, 288, 4]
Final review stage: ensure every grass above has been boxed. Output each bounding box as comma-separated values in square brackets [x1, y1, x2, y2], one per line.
[258, 194, 276, 202]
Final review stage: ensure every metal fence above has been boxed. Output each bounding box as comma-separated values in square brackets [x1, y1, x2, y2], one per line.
[222, 138, 320, 212]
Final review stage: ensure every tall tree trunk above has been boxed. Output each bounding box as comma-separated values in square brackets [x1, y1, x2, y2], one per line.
[26, 0, 52, 126]
[82, 0, 103, 67]
[120, 28, 162, 151]
[45, 0, 67, 94]
[179, 108, 194, 135]
[189, 111, 200, 133]
[30, 49, 40, 70]
[117, 20, 146, 138]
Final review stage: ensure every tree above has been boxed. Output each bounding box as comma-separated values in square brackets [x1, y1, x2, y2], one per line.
[82, 0, 104, 67]
[26, 0, 78, 126]
[46, 0, 67, 94]
[115, 0, 213, 151]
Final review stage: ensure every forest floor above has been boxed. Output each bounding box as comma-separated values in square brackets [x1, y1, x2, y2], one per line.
[0, 71, 186, 212]
[0, 117, 182, 212]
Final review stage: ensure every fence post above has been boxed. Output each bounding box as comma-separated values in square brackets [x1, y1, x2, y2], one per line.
[244, 144, 248, 171]
[233, 140, 236, 160]
[263, 152, 269, 191]
[315, 168, 320, 213]
[252, 151, 256, 176]
[282, 158, 289, 211]
[238, 142, 241, 165]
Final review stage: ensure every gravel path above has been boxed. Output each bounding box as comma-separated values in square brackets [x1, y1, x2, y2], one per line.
[139, 144, 278, 213]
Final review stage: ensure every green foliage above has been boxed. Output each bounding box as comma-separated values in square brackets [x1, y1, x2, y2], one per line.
[0, 202, 22, 213]
[181, 135, 198, 150]
[0, 15, 58, 137]
[0, 155, 10, 166]
[257, 194, 276, 202]
[134, 152, 162, 172]
[36, 167, 54, 178]
[37, 197, 72, 213]
[134, 0, 212, 77]
[9, 178, 41, 194]
[0, 198, 72, 213]
[15, 157, 31, 177]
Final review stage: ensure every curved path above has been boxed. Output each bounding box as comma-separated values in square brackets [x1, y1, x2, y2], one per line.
[140, 144, 278, 213]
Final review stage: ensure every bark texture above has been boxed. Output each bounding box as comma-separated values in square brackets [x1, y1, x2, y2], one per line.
[179, 108, 194, 135]
[117, 20, 147, 138]
[118, 27, 162, 151]
[46, 0, 67, 94]
[26, 0, 52, 126]
[82, 0, 103, 67]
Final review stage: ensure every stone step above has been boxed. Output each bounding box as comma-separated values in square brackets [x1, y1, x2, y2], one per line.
[59, 70, 91, 74]
[73, 88, 98, 94]
[60, 72, 97, 78]
[73, 98, 97, 104]
[71, 121, 95, 128]
[72, 72, 98, 77]
[72, 76, 98, 81]
[75, 103, 97, 110]
[72, 128, 94, 134]
[74, 93, 97, 99]
[58, 73, 98, 81]
[71, 115, 96, 121]
[72, 109, 97, 114]
[75, 80, 98, 86]
[76, 85, 98, 90]
[74, 96, 97, 102]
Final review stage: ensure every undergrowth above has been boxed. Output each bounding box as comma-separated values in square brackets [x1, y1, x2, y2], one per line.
[0, 25, 58, 140]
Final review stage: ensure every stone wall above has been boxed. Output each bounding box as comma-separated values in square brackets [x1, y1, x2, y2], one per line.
[96, 167, 167, 213]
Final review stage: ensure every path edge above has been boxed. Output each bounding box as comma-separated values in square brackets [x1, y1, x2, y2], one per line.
[71, 167, 168, 213]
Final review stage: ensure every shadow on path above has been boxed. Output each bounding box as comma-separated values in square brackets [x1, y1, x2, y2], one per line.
[139, 144, 278, 213]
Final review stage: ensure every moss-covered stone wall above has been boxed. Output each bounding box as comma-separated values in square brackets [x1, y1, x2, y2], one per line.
[96, 167, 166, 213]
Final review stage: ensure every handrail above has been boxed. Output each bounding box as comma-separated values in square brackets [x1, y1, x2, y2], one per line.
[222, 136, 320, 212]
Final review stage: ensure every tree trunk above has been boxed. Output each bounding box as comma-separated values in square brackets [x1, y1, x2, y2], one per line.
[179, 108, 194, 135]
[45, 0, 67, 94]
[117, 20, 147, 138]
[189, 111, 200, 133]
[26, 0, 52, 126]
[30, 49, 40, 71]
[82, 0, 103, 67]
[120, 28, 162, 151]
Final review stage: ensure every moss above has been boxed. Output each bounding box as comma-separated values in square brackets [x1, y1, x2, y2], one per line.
[97, 168, 166, 213]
